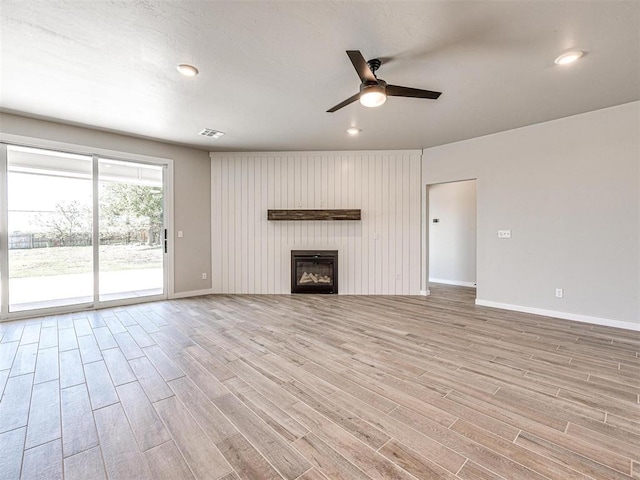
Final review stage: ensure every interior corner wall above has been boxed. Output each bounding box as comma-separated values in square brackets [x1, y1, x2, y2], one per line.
[210, 151, 422, 294]
[428, 180, 477, 286]
[0, 113, 212, 295]
[422, 101, 640, 327]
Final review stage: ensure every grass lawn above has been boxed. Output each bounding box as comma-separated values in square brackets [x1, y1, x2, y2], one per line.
[9, 244, 163, 278]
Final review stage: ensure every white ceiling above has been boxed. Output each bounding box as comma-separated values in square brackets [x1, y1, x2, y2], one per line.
[1, 1, 639, 152]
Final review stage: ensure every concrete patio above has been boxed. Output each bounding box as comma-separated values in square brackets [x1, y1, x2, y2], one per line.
[7, 267, 163, 312]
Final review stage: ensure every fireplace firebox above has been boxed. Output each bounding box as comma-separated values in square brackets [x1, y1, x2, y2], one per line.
[291, 250, 338, 294]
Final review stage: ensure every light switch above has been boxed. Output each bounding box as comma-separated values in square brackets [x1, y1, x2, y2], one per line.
[178, 231, 184, 238]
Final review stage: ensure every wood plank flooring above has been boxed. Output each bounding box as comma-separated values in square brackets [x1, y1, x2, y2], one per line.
[0, 284, 639, 479]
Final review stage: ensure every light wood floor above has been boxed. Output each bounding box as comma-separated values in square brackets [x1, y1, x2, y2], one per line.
[0, 284, 639, 480]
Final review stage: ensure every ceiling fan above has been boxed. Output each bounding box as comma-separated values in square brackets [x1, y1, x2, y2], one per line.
[327, 50, 442, 112]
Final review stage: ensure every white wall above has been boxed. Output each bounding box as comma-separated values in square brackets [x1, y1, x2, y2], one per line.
[0, 113, 212, 295]
[422, 101, 640, 328]
[210, 151, 422, 294]
[428, 180, 477, 287]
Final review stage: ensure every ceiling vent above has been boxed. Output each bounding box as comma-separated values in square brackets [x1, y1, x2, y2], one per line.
[199, 128, 225, 139]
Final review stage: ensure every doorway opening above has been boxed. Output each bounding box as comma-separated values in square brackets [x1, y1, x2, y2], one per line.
[426, 179, 477, 298]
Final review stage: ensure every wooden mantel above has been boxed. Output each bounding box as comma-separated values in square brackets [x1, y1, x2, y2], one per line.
[267, 209, 361, 221]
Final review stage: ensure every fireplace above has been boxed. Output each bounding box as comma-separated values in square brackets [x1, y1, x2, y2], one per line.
[291, 250, 338, 294]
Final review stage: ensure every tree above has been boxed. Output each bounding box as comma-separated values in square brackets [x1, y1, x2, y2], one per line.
[100, 183, 163, 245]
[37, 200, 92, 246]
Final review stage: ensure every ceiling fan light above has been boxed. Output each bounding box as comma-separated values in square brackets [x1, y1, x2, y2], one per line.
[359, 84, 387, 108]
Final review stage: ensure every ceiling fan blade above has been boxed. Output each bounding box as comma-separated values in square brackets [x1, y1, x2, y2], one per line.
[346, 50, 377, 83]
[326, 93, 360, 113]
[387, 84, 442, 99]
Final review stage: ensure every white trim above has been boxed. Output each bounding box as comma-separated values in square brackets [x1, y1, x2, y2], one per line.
[429, 278, 477, 288]
[210, 160, 215, 296]
[96, 294, 166, 310]
[92, 156, 100, 303]
[169, 288, 214, 299]
[3, 302, 95, 322]
[475, 299, 640, 332]
[209, 149, 422, 158]
[164, 162, 175, 298]
[420, 290, 430, 296]
[2, 294, 168, 322]
[0, 133, 173, 166]
[0, 144, 8, 319]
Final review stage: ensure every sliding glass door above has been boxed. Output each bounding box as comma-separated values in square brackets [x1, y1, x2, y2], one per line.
[98, 159, 164, 301]
[0, 143, 168, 319]
[7, 146, 93, 311]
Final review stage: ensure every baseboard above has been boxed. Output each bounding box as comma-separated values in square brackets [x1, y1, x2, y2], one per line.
[420, 290, 430, 296]
[429, 278, 477, 288]
[475, 299, 640, 332]
[169, 288, 215, 300]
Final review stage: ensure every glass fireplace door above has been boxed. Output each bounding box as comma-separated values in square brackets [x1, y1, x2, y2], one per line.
[291, 250, 338, 294]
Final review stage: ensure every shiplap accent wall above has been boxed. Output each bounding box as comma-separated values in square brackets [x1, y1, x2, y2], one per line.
[210, 151, 422, 295]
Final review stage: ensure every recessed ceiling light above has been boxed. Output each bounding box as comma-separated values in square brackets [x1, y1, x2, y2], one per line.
[347, 128, 361, 135]
[554, 50, 584, 65]
[177, 64, 199, 76]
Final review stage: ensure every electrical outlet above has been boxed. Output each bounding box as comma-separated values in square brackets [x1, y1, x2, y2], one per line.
[498, 230, 511, 238]
[202, 273, 207, 280]
[555, 288, 563, 298]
